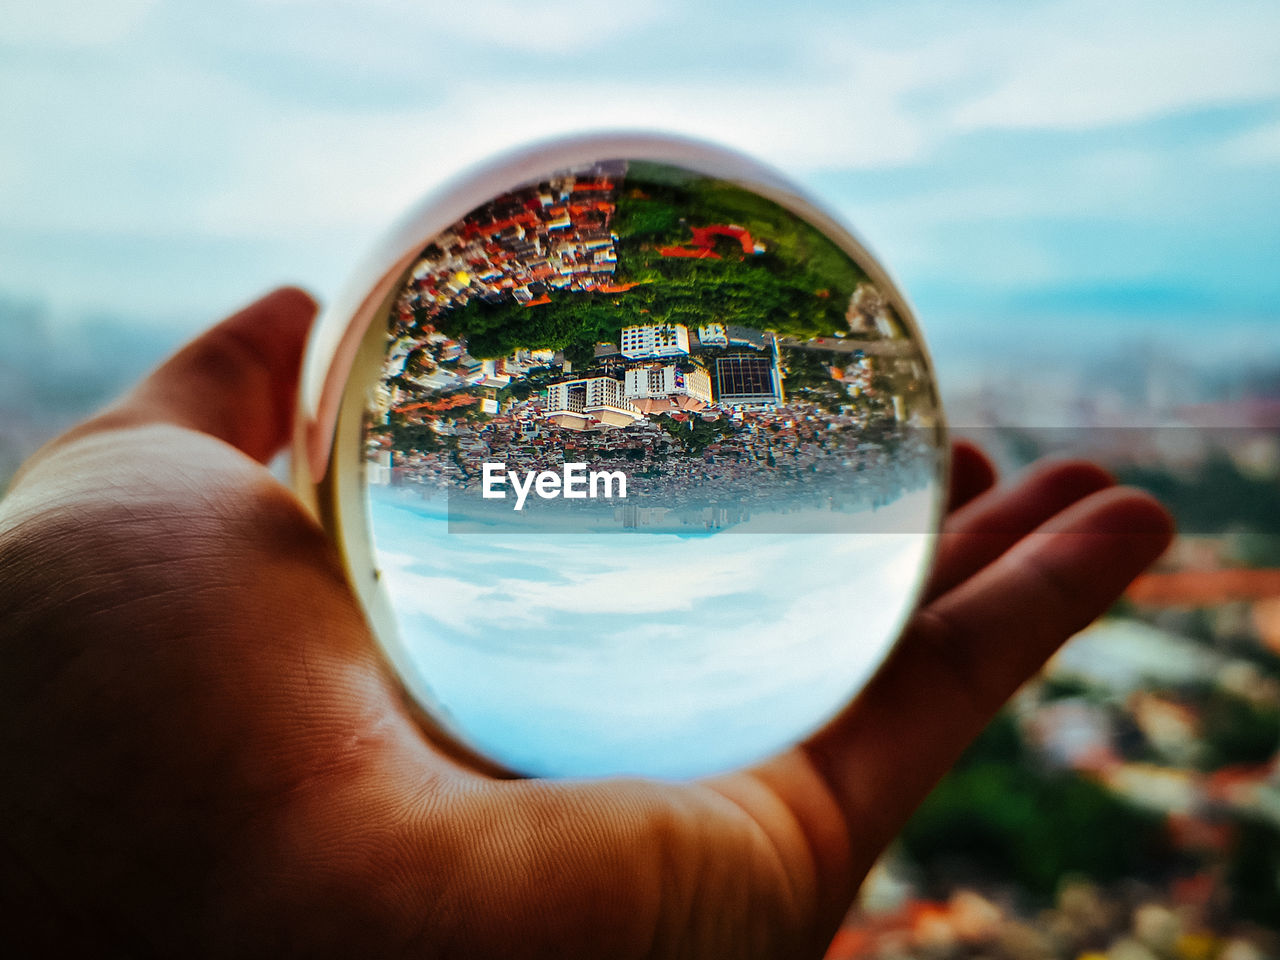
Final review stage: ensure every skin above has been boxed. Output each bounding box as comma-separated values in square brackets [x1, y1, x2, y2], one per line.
[0, 288, 1173, 958]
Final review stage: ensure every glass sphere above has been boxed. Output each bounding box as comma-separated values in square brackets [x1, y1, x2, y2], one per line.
[296, 134, 946, 779]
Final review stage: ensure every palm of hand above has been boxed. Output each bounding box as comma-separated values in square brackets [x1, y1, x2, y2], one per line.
[0, 290, 1171, 958]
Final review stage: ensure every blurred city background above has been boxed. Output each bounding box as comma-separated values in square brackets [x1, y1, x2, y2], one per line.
[2, 1, 1278, 956]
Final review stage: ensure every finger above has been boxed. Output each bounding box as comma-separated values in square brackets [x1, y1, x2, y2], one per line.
[59, 287, 317, 465]
[922, 458, 1115, 604]
[945, 439, 997, 513]
[801, 486, 1173, 871]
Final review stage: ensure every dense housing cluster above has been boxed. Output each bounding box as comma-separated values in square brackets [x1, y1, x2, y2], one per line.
[391, 161, 629, 334]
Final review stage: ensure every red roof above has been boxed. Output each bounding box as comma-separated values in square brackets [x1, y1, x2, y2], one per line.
[690, 224, 756, 254]
[477, 211, 538, 237]
[659, 223, 759, 259]
[1127, 569, 1280, 606]
[568, 200, 615, 215]
[394, 395, 479, 414]
[659, 245, 721, 259]
[1207, 762, 1273, 795]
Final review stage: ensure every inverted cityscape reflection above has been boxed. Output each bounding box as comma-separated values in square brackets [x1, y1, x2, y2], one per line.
[358, 158, 945, 777]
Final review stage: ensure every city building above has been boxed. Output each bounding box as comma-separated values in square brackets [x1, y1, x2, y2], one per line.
[697, 323, 728, 347]
[477, 359, 511, 389]
[726, 325, 769, 351]
[594, 341, 621, 360]
[385, 336, 416, 377]
[392, 165, 626, 331]
[367, 449, 392, 485]
[545, 376, 642, 429]
[620, 323, 691, 360]
[623, 364, 713, 414]
[714, 354, 785, 409]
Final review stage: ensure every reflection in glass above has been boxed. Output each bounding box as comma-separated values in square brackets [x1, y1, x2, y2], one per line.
[354, 158, 945, 777]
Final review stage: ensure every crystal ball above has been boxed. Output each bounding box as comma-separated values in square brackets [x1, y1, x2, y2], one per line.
[295, 133, 947, 779]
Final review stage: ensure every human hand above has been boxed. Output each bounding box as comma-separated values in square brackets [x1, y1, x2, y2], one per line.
[0, 289, 1173, 958]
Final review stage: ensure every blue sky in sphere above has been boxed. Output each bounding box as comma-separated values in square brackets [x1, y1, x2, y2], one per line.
[2, 0, 1279, 384]
[366, 486, 936, 778]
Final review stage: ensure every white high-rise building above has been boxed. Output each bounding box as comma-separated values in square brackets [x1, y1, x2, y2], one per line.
[623, 365, 712, 413]
[545, 376, 642, 429]
[619, 323, 691, 360]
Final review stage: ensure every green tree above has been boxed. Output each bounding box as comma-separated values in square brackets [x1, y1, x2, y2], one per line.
[1199, 689, 1280, 770]
[1226, 818, 1280, 927]
[434, 163, 884, 359]
[900, 713, 1172, 898]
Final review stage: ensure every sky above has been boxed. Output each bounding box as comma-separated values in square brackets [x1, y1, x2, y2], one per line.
[368, 486, 935, 777]
[2, 0, 1280, 376]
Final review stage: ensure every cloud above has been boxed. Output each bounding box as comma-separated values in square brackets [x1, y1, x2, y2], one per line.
[381, 527, 789, 630]
[426, 0, 678, 53]
[371, 489, 935, 644]
[1220, 119, 1280, 164]
[366, 499, 933, 777]
[3, 0, 1279, 322]
[242, 0, 677, 54]
[0, 0, 159, 49]
[948, 0, 1280, 131]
